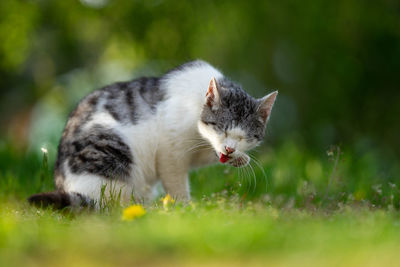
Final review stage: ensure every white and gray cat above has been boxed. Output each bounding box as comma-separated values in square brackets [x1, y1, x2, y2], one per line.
[29, 60, 277, 209]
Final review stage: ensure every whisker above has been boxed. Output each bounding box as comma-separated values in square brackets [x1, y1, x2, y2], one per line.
[249, 154, 268, 192]
[186, 143, 212, 153]
[177, 143, 214, 161]
[241, 161, 252, 193]
[182, 140, 211, 152]
[235, 159, 246, 190]
[248, 161, 257, 193]
[184, 142, 210, 149]
[236, 165, 244, 190]
[181, 138, 210, 144]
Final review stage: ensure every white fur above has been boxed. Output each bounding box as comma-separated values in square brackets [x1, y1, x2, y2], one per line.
[83, 112, 118, 131]
[198, 123, 254, 166]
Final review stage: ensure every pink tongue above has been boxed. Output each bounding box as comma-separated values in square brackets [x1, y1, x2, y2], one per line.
[219, 153, 230, 163]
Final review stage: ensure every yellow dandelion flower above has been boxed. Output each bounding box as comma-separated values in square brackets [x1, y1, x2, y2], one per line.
[162, 194, 175, 208]
[122, 205, 146, 221]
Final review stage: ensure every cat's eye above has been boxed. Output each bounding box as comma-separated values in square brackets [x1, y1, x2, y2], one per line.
[254, 135, 260, 139]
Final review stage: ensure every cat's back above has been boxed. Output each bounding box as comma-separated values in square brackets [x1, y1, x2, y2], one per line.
[64, 60, 219, 134]
[157, 60, 223, 126]
[63, 77, 164, 137]
[162, 60, 223, 99]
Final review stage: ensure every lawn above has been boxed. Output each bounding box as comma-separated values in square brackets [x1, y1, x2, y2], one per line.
[1, 140, 399, 266]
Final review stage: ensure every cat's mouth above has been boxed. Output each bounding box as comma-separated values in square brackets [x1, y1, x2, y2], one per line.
[218, 152, 249, 167]
[219, 153, 231, 163]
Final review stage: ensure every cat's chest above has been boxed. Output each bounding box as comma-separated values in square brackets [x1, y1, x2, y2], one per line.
[189, 147, 218, 168]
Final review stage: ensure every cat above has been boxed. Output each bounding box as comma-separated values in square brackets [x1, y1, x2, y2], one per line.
[28, 60, 277, 209]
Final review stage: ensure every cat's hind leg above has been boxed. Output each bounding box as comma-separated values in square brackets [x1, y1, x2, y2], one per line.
[29, 126, 136, 209]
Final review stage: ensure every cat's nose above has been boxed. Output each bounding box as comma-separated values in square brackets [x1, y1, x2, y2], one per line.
[225, 146, 235, 154]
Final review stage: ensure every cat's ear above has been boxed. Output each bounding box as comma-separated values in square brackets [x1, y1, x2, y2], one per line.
[257, 91, 278, 123]
[206, 77, 221, 110]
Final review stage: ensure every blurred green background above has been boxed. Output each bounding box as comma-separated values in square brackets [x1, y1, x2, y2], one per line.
[2, 2, 400, 265]
[0, 0, 399, 202]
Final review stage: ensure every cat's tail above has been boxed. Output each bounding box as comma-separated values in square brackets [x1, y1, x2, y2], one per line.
[28, 191, 94, 210]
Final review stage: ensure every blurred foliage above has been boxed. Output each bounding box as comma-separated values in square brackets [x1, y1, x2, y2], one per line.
[0, 0, 399, 179]
[1, 0, 400, 151]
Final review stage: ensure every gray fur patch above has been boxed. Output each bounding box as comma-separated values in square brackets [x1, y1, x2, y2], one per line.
[201, 77, 266, 142]
[137, 77, 163, 111]
[101, 77, 164, 123]
[67, 124, 133, 180]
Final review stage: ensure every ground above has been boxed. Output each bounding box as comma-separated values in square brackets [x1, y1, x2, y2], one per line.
[0, 141, 399, 266]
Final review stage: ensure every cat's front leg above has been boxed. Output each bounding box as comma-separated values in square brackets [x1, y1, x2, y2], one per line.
[160, 173, 190, 202]
[157, 155, 190, 201]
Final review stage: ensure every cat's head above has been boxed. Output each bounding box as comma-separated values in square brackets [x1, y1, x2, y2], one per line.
[198, 77, 277, 167]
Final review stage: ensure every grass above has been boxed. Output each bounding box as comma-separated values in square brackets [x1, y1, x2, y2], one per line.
[0, 139, 400, 266]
